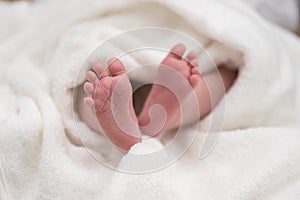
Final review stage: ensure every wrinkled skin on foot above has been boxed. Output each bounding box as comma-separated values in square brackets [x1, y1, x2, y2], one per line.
[138, 43, 201, 136]
[82, 43, 238, 151]
[84, 58, 141, 152]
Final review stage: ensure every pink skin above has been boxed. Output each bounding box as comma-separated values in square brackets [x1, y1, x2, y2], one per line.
[83, 59, 141, 152]
[138, 44, 202, 136]
[83, 44, 237, 151]
[138, 43, 237, 136]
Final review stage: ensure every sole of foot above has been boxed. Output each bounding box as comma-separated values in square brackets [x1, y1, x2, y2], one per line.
[84, 58, 141, 152]
[138, 43, 201, 137]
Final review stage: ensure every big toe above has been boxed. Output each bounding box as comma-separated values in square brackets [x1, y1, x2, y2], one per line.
[108, 58, 126, 76]
[168, 43, 186, 59]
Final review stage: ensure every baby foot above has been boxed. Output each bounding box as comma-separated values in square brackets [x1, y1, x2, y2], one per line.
[84, 59, 141, 151]
[138, 44, 201, 136]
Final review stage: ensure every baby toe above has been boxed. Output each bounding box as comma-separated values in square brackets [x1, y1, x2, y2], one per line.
[168, 43, 186, 59]
[84, 82, 95, 95]
[189, 59, 199, 68]
[84, 97, 94, 107]
[189, 74, 201, 88]
[107, 58, 126, 76]
[93, 63, 108, 78]
[186, 51, 197, 61]
[86, 71, 98, 84]
[191, 67, 200, 75]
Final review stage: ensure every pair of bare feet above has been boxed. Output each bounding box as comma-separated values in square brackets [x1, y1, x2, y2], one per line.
[83, 44, 237, 152]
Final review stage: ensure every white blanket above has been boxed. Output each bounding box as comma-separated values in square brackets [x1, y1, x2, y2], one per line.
[0, 0, 300, 199]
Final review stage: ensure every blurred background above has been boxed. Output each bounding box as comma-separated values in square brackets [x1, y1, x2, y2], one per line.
[1, 0, 300, 34]
[2, 0, 299, 124]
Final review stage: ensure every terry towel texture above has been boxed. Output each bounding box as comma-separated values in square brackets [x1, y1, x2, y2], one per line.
[0, 0, 300, 199]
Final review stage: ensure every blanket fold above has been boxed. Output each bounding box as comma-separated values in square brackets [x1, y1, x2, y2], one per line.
[0, 0, 299, 199]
